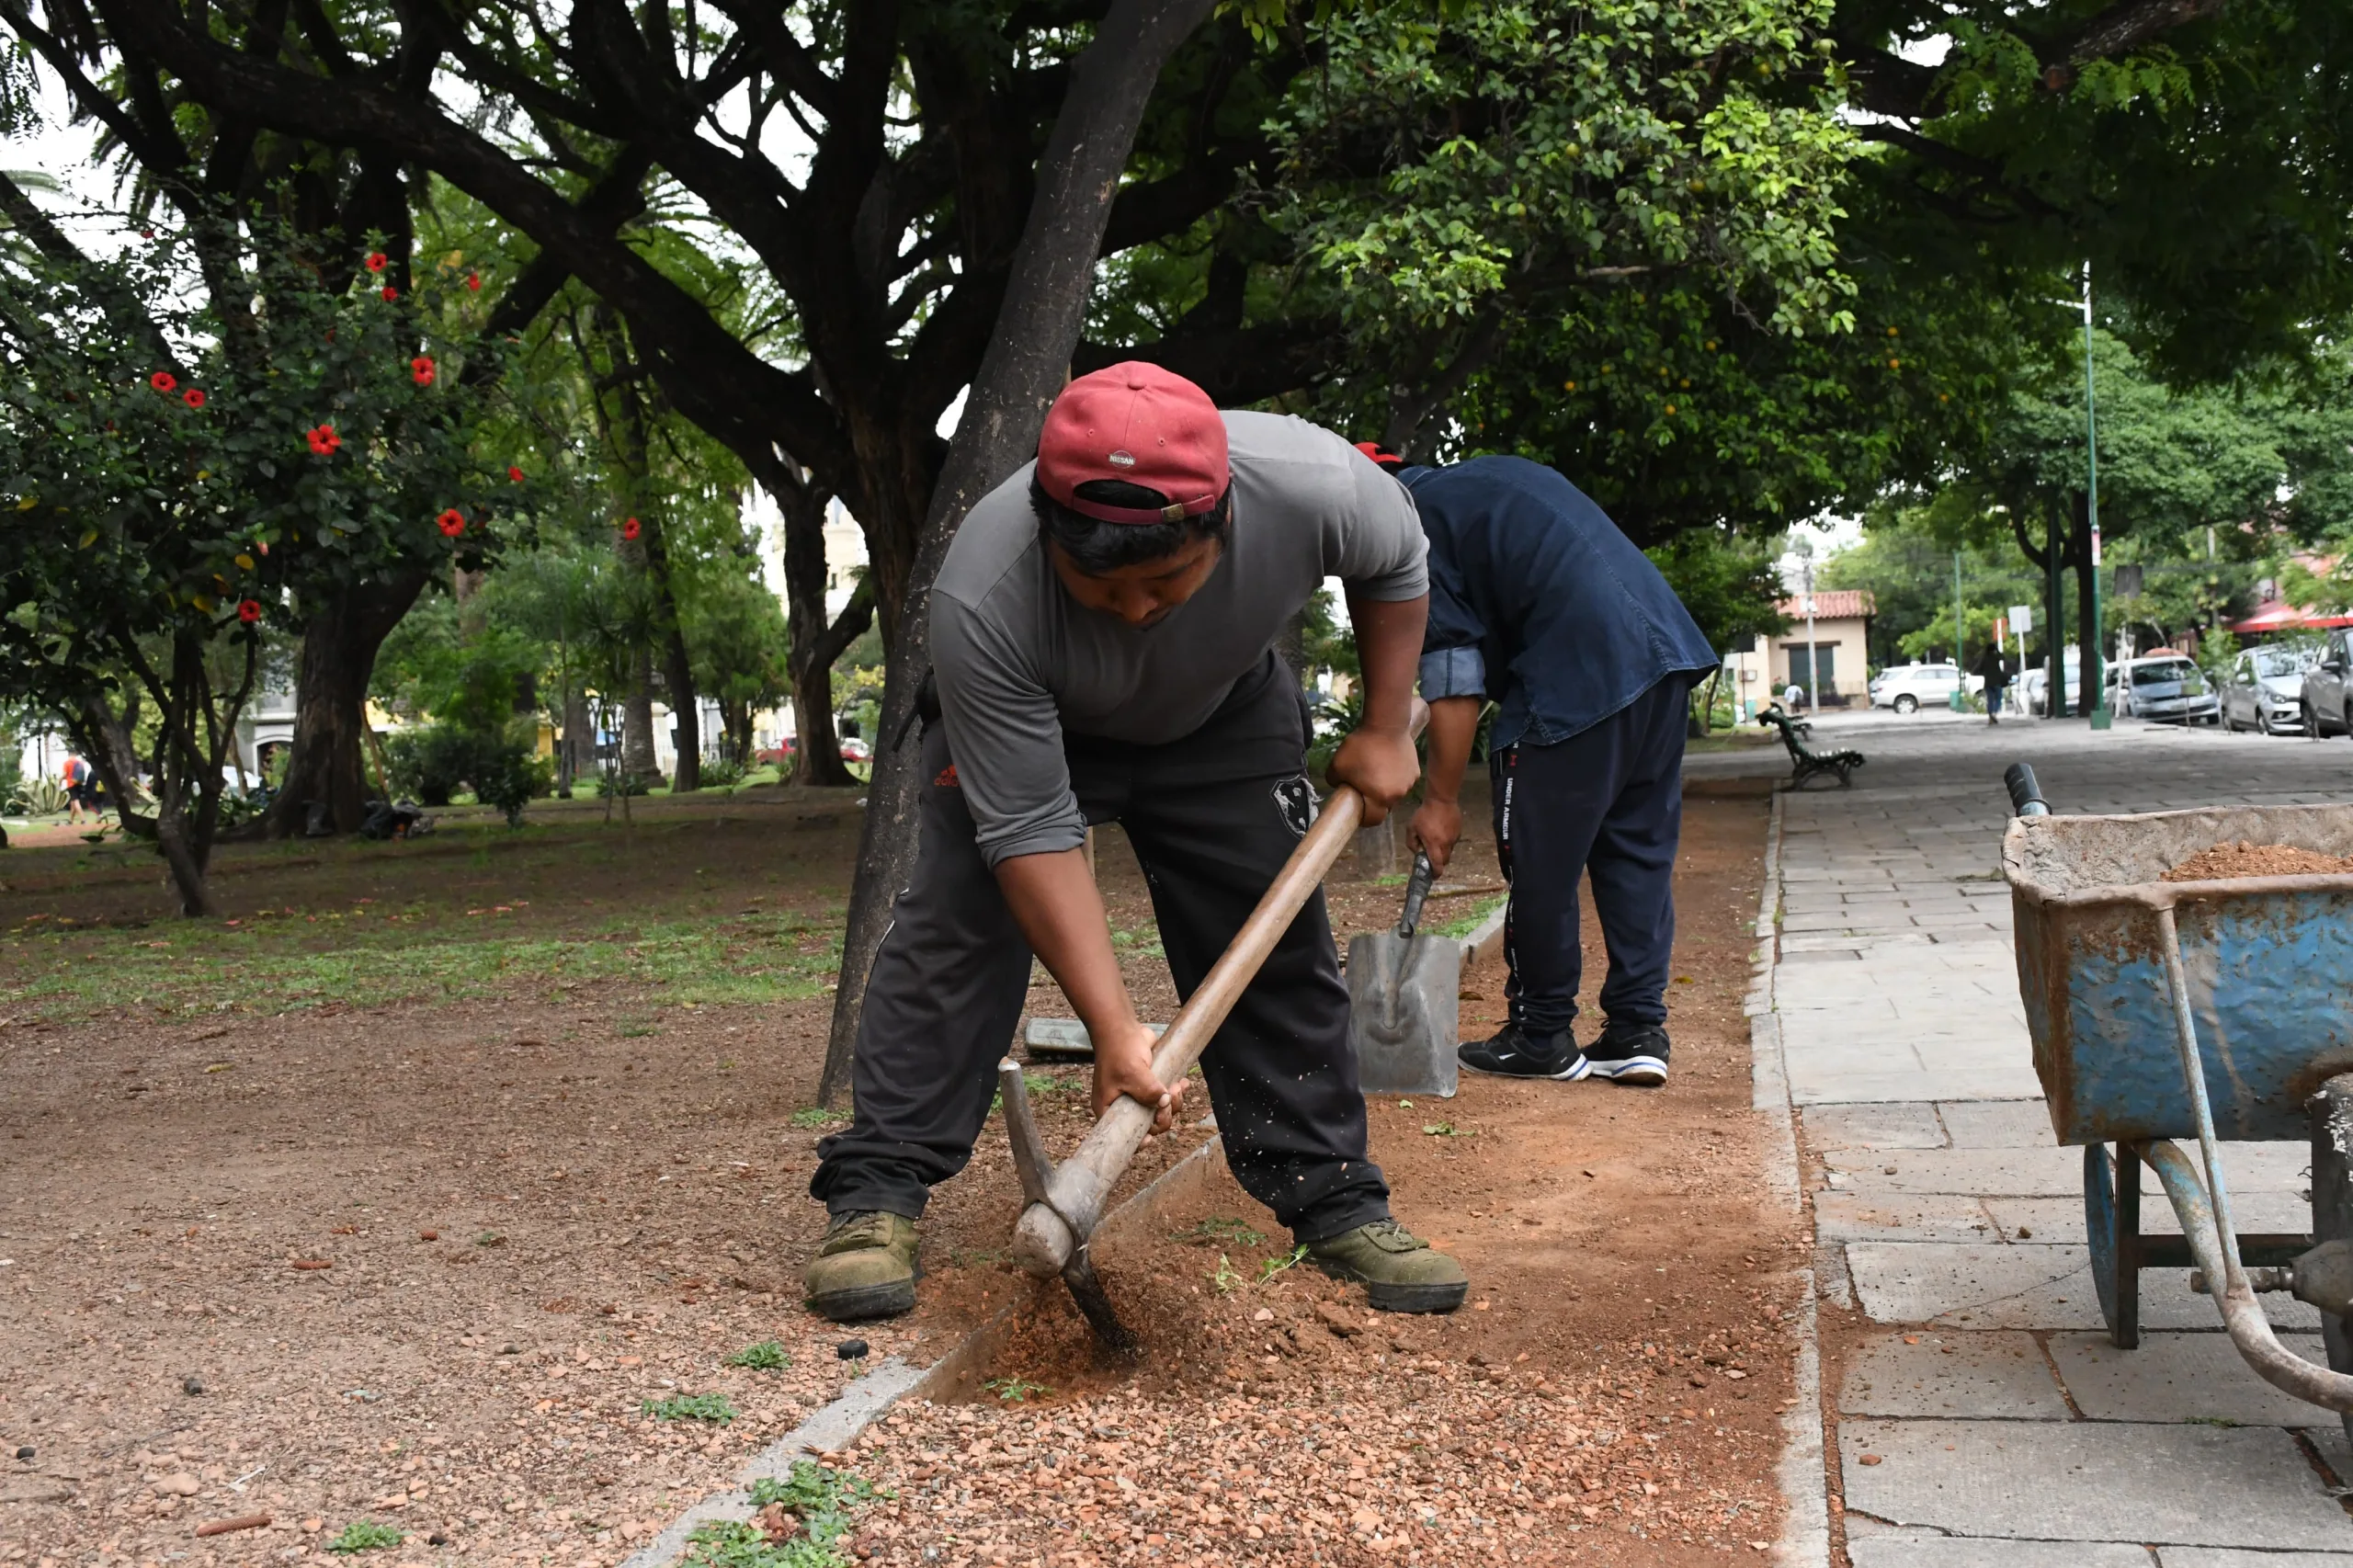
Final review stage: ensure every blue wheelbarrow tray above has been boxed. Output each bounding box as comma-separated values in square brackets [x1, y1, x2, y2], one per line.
[2006, 803, 2353, 1146]
[2004, 801, 2353, 1414]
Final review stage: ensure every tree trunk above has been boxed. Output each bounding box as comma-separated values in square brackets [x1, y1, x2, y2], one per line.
[663, 624, 701, 791]
[268, 572, 430, 837]
[562, 683, 594, 793]
[623, 646, 660, 783]
[772, 464, 872, 789]
[817, 0, 1221, 1106]
[640, 511, 699, 793]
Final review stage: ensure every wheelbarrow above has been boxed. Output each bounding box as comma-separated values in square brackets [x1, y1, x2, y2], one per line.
[2002, 764, 2353, 1432]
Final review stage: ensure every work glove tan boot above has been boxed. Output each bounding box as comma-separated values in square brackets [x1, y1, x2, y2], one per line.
[802, 1210, 920, 1322]
[1306, 1218, 1469, 1313]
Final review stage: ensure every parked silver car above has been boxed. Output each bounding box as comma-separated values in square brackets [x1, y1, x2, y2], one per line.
[2105, 653, 2219, 724]
[2221, 642, 2318, 734]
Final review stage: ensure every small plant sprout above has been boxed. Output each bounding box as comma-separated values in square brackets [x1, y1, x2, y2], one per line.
[327, 1521, 404, 1554]
[643, 1392, 737, 1423]
[983, 1375, 1051, 1404]
[725, 1339, 790, 1370]
[1256, 1244, 1309, 1284]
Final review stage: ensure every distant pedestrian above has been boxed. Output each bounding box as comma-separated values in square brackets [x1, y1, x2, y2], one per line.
[62, 755, 101, 824]
[1975, 643, 2010, 726]
[1783, 681, 1806, 711]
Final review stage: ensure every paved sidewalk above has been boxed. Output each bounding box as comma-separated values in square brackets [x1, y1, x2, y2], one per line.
[1755, 712, 2353, 1566]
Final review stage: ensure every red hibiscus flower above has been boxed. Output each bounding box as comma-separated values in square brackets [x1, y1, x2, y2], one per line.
[381, 286, 399, 302]
[182, 388, 206, 409]
[149, 370, 177, 392]
[621, 517, 642, 541]
[237, 599, 261, 624]
[507, 465, 525, 483]
[412, 356, 436, 386]
[305, 424, 340, 456]
[438, 508, 465, 538]
[365, 252, 388, 272]
[467, 273, 482, 292]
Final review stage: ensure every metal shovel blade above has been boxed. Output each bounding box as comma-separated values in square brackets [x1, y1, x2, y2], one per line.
[1347, 929, 1461, 1097]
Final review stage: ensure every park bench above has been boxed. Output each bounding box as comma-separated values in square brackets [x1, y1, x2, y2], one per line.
[1756, 705, 1866, 790]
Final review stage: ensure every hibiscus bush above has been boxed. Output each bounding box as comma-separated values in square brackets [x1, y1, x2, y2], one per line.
[0, 216, 529, 911]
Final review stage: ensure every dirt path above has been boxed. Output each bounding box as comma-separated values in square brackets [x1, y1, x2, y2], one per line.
[0, 777, 1798, 1568]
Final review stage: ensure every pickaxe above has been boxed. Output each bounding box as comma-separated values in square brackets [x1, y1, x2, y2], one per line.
[998, 701, 1427, 1345]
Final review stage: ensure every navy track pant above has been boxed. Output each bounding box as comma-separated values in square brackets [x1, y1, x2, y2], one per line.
[1490, 674, 1689, 1038]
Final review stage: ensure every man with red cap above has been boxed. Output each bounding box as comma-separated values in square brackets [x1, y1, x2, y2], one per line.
[802, 363, 1468, 1321]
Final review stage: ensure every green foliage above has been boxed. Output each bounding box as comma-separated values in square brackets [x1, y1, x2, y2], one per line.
[384, 722, 549, 824]
[787, 1107, 845, 1129]
[724, 1340, 789, 1370]
[0, 215, 528, 907]
[642, 1392, 736, 1423]
[712, 1461, 886, 1567]
[1266, 2, 1858, 349]
[983, 1376, 1050, 1403]
[697, 755, 748, 790]
[8, 775, 67, 817]
[1646, 530, 1790, 656]
[681, 1520, 847, 1568]
[1297, 587, 1359, 680]
[326, 1521, 404, 1554]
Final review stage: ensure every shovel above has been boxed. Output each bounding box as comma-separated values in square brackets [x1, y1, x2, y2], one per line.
[1346, 849, 1461, 1098]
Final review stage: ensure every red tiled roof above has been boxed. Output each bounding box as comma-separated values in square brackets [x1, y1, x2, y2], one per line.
[1777, 589, 1875, 620]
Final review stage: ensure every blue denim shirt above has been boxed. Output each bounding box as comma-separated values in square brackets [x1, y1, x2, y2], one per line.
[1401, 457, 1717, 751]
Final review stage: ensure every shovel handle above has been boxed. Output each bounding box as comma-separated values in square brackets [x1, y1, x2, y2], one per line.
[1010, 699, 1427, 1278]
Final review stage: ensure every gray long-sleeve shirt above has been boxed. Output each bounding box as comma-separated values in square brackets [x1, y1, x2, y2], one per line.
[932, 411, 1428, 866]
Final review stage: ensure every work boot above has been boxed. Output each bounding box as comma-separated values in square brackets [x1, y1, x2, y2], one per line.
[1585, 1020, 1670, 1087]
[1307, 1219, 1470, 1313]
[1458, 1020, 1588, 1081]
[802, 1210, 921, 1322]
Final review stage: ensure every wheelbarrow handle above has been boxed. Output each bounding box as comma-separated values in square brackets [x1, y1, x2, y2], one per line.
[2004, 762, 2051, 818]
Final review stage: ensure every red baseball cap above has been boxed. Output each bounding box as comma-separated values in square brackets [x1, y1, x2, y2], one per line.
[1037, 362, 1229, 525]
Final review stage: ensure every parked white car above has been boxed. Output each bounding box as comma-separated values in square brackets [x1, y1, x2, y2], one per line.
[1870, 663, 1982, 714]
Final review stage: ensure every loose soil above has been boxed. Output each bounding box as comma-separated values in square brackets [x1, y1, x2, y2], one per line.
[0, 774, 1795, 1568]
[2163, 839, 2353, 882]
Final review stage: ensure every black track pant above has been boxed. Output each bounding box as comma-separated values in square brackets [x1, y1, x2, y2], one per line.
[810, 653, 1391, 1243]
[1491, 674, 1689, 1038]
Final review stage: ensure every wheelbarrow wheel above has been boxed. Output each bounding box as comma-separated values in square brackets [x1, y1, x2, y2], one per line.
[2309, 1075, 2353, 1446]
[2085, 1143, 2123, 1341]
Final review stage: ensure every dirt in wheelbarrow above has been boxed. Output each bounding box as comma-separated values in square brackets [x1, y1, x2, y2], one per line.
[2164, 839, 2353, 881]
[840, 785, 1811, 1565]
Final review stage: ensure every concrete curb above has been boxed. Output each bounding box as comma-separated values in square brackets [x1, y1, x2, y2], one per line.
[1751, 787, 1832, 1568]
[615, 1136, 1226, 1568]
[1460, 898, 1509, 967]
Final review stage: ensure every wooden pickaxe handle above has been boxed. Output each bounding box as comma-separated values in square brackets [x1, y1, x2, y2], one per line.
[1009, 699, 1427, 1279]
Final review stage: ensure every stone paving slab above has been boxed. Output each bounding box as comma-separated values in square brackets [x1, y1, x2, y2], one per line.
[2160, 1553, 2353, 1567]
[2049, 1331, 2335, 1426]
[1824, 1145, 2083, 1197]
[1847, 1539, 2153, 1568]
[1805, 1103, 1947, 1150]
[1983, 1190, 2314, 1246]
[1838, 1418, 2353, 1549]
[1837, 1329, 2068, 1419]
[1815, 1191, 1999, 1244]
[1789, 1062, 2046, 1107]
[1938, 1099, 2060, 1148]
[1845, 1242, 2324, 1331]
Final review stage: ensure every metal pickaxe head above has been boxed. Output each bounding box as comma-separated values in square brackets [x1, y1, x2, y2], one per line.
[996, 1059, 1135, 1353]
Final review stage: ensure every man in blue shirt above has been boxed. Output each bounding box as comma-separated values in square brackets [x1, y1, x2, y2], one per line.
[1367, 448, 1717, 1085]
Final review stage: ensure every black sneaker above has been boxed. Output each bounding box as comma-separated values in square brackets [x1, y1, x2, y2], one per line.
[1458, 1021, 1589, 1081]
[1586, 1020, 1669, 1086]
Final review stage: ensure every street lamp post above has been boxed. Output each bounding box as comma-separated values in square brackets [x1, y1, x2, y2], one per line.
[2084, 263, 2110, 731]
[1794, 538, 1819, 716]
